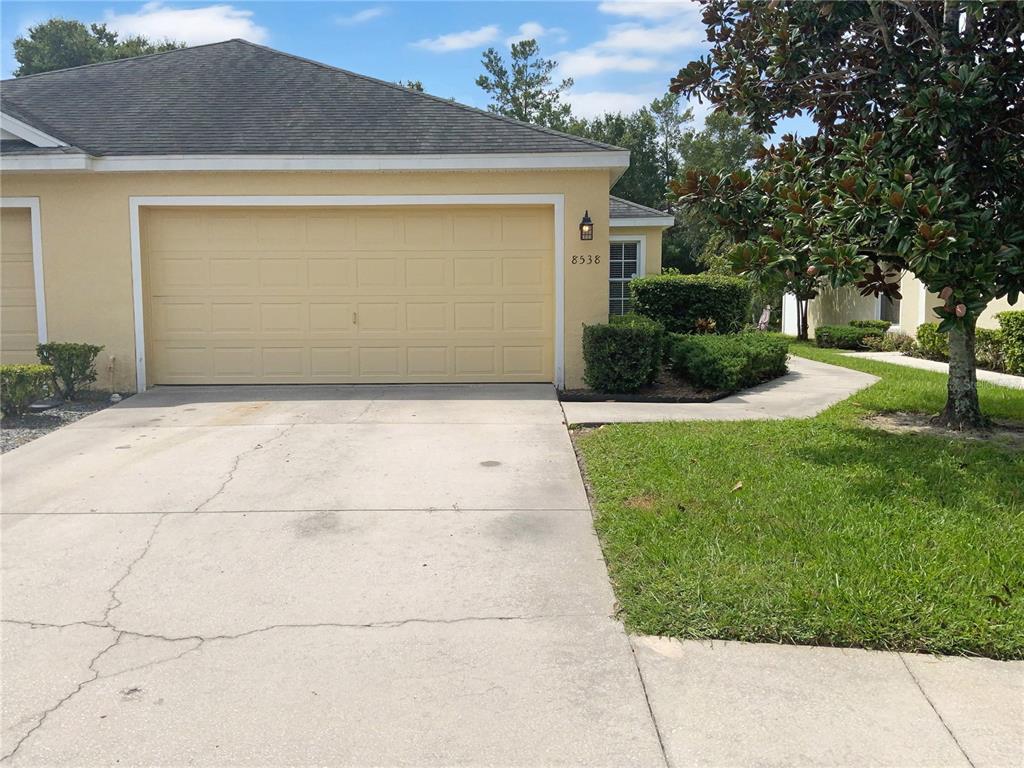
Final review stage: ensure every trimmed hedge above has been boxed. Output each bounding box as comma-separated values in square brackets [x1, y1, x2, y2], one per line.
[671, 332, 789, 391]
[814, 325, 884, 349]
[630, 274, 752, 335]
[850, 319, 893, 331]
[998, 311, 1024, 375]
[583, 314, 664, 393]
[864, 331, 916, 354]
[1, 364, 53, 417]
[975, 328, 1005, 372]
[915, 323, 949, 361]
[36, 342, 102, 400]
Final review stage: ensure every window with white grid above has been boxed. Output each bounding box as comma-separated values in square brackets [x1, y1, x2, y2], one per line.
[609, 240, 640, 316]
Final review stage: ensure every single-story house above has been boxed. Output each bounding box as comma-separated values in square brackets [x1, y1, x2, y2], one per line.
[782, 275, 1015, 337]
[0, 39, 673, 392]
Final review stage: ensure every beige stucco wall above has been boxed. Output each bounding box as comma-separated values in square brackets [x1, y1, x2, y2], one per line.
[807, 284, 878, 336]
[809, 271, 1018, 337]
[0, 169, 616, 391]
[608, 225, 664, 275]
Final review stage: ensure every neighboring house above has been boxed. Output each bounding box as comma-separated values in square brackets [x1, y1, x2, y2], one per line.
[782, 274, 1015, 337]
[0, 39, 672, 391]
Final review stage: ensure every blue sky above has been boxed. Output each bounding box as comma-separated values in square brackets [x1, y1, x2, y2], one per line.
[1, 1, 812, 135]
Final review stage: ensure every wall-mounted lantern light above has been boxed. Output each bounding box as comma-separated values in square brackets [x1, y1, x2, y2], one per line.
[579, 210, 594, 241]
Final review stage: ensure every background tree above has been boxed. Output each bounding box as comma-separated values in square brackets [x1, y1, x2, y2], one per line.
[398, 80, 424, 92]
[675, 110, 762, 273]
[649, 93, 690, 191]
[13, 18, 184, 76]
[670, 0, 1023, 428]
[475, 39, 573, 129]
[567, 109, 664, 210]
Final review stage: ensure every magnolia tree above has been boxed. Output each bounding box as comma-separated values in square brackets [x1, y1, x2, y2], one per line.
[669, 0, 1023, 428]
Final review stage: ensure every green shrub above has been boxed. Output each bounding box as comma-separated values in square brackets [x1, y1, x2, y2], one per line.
[864, 331, 916, 354]
[671, 332, 789, 391]
[814, 325, 884, 349]
[975, 328, 1005, 372]
[1, 364, 53, 417]
[850, 319, 893, 331]
[583, 316, 664, 393]
[35, 342, 103, 399]
[609, 313, 666, 371]
[915, 323, 949, 361]
[630, 274, 752, 335]
[998, 311, 1024, 375]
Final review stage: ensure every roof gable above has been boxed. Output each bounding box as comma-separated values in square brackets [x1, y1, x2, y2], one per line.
[0, 40, 622, 159]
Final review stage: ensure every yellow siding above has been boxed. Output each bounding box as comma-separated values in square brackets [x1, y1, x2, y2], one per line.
[144, 205, 554, 384]
[0, 208, 39, 363]
[0, 170, 614, 390]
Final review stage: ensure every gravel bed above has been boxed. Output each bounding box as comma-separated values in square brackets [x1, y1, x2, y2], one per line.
[1, 394, 121, 454]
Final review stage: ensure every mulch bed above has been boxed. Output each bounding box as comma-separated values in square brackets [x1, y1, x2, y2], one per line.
[1, 393, 123, 454]
[559, 365, 729, 404]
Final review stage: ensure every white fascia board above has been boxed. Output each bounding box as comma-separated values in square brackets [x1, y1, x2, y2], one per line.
[2, 150, 630, 174]
[0, 113, 68, 148]
[1, 153, 89, 171]
[610, 216, 675, 229]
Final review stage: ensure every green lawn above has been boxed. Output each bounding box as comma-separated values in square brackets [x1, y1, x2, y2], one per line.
[576, 342, 1024, 659]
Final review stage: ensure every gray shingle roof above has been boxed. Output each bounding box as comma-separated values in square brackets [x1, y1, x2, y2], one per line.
[0, 39, 623, 157]
[609, 195, 673, 220]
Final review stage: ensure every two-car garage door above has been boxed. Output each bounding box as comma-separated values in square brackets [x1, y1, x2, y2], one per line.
[143, 206, 554, 384]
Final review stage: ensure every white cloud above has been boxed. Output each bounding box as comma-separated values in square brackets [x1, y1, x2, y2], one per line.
[595, 21, 702, 52]
[556, 49, 660, 79]
[335, 7, 387, 27]
[565, 89, 661, 119]
[412, 25, 500, 53]
[598, 1, 701, 21]
[102, 2, 268, 45]
[505, 21, 568, 47]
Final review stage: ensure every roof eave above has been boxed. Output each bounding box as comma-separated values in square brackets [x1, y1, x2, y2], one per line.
[610, 215, 676, 229]
[0, 150, 630, 176]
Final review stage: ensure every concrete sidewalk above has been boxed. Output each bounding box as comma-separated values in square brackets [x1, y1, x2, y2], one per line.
[847, 351, 1024, 389]
[561, 355, 877, 425]
[632, 637, 1023, 768]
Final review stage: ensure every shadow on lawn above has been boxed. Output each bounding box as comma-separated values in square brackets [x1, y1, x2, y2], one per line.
[791, 420, 1023, 510]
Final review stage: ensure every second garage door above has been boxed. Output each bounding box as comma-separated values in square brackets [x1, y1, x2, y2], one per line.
[142, 206, 554, 384]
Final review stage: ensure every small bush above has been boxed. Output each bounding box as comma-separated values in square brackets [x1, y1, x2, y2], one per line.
[583, 315, 664, 393]
[864, 331, 917, 354]
[35, 342, 103, 399]
[671, 332, 789, 391]
[630, 274, 752, 335]
[850, 319, 893, 331]
[815, 325, 884, 349]
[1, 364, 53, 417]
[915, 323, 949, 361]
[999, 311, 1024, 375]
[975, 328, 1005, 372]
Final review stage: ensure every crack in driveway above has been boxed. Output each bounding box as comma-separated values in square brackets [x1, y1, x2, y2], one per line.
[192, 423, 296, 512]
[0, 612, 585, 760]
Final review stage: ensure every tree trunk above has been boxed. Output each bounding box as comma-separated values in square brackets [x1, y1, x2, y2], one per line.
[936, 319, 986, 430]
[797, 297, 809, 341]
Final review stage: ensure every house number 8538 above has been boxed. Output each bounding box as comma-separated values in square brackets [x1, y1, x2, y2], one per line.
[571, 255, 601, 265]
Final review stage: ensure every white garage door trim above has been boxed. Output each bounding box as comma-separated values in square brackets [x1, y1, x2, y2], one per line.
[0, 196, 48, 343]
[129, 194, 565, 392]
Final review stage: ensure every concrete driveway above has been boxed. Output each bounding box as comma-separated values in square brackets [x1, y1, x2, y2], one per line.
[1, 385, 664, 766]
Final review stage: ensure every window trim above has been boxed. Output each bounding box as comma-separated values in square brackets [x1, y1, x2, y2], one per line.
[608, 234, 646, 316]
